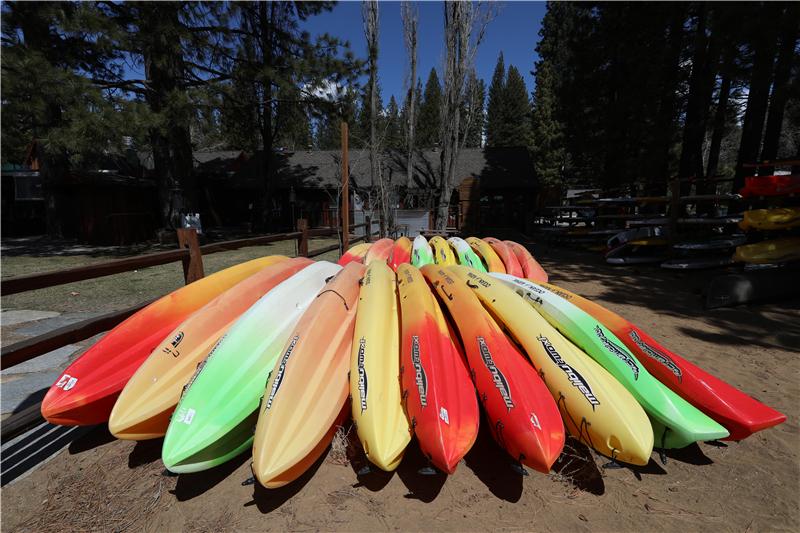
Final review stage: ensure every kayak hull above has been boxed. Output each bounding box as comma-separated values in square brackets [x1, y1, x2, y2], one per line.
[253, 263, 364, 487]
[397, 264, 479, 474]
[350, 262, 411, 471]
[422, 266, 566, 472]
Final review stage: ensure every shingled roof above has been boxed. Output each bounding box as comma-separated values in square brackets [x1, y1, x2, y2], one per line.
[233, 147, 536, 191]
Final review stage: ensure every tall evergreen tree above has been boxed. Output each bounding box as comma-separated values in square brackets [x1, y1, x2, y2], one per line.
[385, 95, 403, 150]
[500, 65, 533, 147]
[531, 55, 565, 185]
[464, 78, 486, 148]
[486, 52, 506, 147]
[417, 68, 443, 148]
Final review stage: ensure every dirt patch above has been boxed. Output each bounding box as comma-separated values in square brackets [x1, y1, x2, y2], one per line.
[1, 246, 797, 531]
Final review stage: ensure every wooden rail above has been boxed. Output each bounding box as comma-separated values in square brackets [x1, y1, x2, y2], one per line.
[1, 217, 374, 371]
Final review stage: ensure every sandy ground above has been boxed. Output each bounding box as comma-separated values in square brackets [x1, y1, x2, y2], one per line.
[2, 245, 798, 532]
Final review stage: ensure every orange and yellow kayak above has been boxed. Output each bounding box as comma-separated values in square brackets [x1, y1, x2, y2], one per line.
[252, 262, 364, 487]
[389, 237, 412, 271]
[109, 257, 310, 440]
[466, 237, 506, 273]
[339, 242, 371, 266]
[365, 238, 394, 265]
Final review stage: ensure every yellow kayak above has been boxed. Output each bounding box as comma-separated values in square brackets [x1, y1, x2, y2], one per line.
[466, 237, 506, 273]
[739, 207, 800, 231]
[734, 237, 800, 264]
[450, 266, 654, 466]
[350, 261, 411, 471]
[429, 235, 457, 265]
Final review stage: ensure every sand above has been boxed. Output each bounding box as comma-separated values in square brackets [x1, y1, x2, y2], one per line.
[2, 247, 798, 532]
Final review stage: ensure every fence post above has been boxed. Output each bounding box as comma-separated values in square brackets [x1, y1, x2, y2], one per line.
[176, 228, 205, 284]
[364, 215, 372, 243]
[297, 218, 309, 257]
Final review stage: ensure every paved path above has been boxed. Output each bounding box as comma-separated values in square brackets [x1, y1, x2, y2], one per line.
[1, 310, 103, 418]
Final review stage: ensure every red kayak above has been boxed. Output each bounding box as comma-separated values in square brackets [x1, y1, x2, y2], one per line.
[397, 264, 479, 474]
[41, 256, 289, 426]
[504, 240, 548, 282]
[364, 238, 394, 265]
[740, 175, 800, 198]
[390, 237, 412, 272]
[422, 265, 565, 473]
[540, 282, 786, 441]
[483, 238, 524, 277]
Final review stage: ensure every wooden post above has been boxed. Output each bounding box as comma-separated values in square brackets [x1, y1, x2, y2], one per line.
[298, 218, 309, 257]
[176, 228, 204, 284]
[341, 121, 350, 254]
[365, 215, 372, 243]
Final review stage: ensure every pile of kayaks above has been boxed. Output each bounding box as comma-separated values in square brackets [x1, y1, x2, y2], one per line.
[41, 236, 786, 489]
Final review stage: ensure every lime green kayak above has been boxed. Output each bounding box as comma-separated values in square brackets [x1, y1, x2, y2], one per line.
[448, 237, 488, 272]
[492, 273, 729, 449]
[161, 261, 342, 473]
[412, 235, 434, 267]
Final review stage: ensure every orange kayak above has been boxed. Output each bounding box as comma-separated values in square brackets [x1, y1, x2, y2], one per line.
[389, 237, 412, 271]
[484, 238, 524, 277]
[339, 242, 371, 266]
[365, 238, 394, 265]
[397, 264, 478, 474]
[252, 262, 364, 488]
[109, 258, 312, 440]
[41, 256, 289, 426]
[505, 240, 548, 282]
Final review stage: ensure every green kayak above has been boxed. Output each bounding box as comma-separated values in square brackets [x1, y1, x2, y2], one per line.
[412, 235, 434, 267]
[448, 237, 488, 272]
[492, 273, 729, 449]
[162, 261, 342, 473]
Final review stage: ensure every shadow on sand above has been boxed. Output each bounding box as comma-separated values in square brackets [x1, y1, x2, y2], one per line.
[68, 425, 115, 455]
[551, 437, 605, 495]
[172, 453, 251, 502]
[245, 447, 328, 514]
[396, 438, 447, 502]
[463, 418, 523, 502]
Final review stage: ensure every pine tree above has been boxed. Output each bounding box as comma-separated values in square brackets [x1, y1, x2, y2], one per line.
[355, 83, 384, 148]
[464, 78, 486, 148]
[275, 83, 312, 151]
[385, 95, 403, 150]
[500, 65, 532, 147]
[417, 68, 443, 148]
[400, 78, 423, 147]
[531, 57, 565, 185]
[485, 52, 506, 147]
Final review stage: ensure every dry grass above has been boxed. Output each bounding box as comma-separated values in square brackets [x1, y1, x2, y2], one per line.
[327, 424, 352, 466]
[1, 238, 340, 314]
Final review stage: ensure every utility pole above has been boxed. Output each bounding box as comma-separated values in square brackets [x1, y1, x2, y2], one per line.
[341, 121, 350, 253]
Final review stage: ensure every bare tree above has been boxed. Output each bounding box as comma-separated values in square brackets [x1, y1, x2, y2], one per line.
[402, 2, 419, 198]
[437, 2, 494, 230]
[362, 1, 390, 236]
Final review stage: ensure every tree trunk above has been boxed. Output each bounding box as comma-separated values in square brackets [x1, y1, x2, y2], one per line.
[760, 5, 799, 170]
[705, 49, 734, 179]
[645, 5, 686, 196]
[402, 2, 418, 201]
[141, 4, 196, 229]
[678, 5, 722, 201]
[438, 3, 468, 230]
[734, 5, 781, 189]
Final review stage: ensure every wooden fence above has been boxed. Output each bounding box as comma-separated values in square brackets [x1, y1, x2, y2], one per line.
[0, 216, 377, 438]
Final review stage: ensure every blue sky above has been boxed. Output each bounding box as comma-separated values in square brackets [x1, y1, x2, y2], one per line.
[301, 1, 546, 104]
